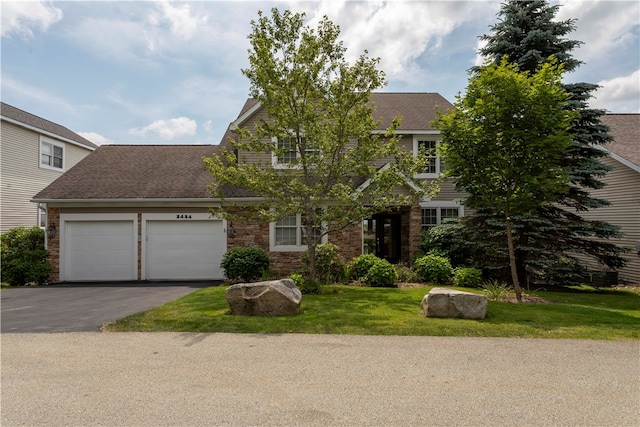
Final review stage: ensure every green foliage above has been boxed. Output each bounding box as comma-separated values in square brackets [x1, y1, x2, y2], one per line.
[0, 227, 51, 286]
[414, 254, 453, 284]
[203, 8, 433, 283]
[481, 280, 514, 301]
[420, 224, 475, 267]
[363, 258, 398, 287]
[395, 263, 420, 283]
[351, 254, 382, 280]
[453, 267, 483, 288]
[220, 246, 270, 282]
[289, 273, 321, 294]
[301, 243, 344, 284]
[472, 0, 628, 282]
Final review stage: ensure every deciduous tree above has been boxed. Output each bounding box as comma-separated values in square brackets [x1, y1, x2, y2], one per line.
[204, 9, 431, 282]
[435, 58, 576, 301]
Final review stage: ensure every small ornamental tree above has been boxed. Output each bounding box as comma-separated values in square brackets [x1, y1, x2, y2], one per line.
[204, 9, 432, 283]
[434, 58, 576, 302]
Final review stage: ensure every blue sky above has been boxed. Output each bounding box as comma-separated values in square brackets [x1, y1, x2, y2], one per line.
[2, 1, 639, 146]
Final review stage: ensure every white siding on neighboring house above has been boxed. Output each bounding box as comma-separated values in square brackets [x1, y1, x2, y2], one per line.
[0, 121, 91, 233]
[575, 156, 640, 284]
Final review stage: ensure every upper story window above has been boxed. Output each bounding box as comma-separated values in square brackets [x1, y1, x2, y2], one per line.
[40, 137, 64, 171]
[272, 135, 320, 168]
[413, 136, 444, 178]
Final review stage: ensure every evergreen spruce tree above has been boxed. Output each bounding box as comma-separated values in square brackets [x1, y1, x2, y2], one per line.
[463, 0, 626, 285]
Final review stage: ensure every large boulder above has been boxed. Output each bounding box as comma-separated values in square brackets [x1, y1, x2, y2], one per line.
[225, 279, 302, 317]
[421, 287, 487, 320]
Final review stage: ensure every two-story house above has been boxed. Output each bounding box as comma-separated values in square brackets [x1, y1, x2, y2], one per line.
[1, 103, 97, 234]
[32, 93, 456, 282]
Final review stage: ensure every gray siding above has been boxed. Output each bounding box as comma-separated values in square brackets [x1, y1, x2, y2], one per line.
[0, 121, 92, 233]
[572, 156, 639, 284]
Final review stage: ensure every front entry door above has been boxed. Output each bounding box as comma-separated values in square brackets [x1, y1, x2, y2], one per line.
[375, 214, 401, 263]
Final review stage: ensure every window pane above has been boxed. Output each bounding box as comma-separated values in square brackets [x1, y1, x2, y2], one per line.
[276, 215, 297, 226]
[418, 140, 437, 174]
[421, 208, 437, 230]
[276, 227, 296, 246]
[441, 208, 459, 220]
[277, 138, 297, 164]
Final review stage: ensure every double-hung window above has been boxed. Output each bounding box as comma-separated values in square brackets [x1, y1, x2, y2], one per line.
[420, 203, 463, 230]
[272, 135, 319, 168]
[270, 212, 325, 251]
[40, 137, 64, 171]
[414, 136, 444, 178]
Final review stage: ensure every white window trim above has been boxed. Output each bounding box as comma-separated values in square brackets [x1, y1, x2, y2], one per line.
[40, 136, 65, 171]
[413, 135, 444, 179]
[271, 133, 319, 169]
[269, 212, 328, 252]
[419, 201, 464, 229]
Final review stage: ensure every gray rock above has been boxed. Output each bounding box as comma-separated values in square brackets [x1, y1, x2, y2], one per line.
[421, 287, 487, 320]
[225, 279, 302, 317]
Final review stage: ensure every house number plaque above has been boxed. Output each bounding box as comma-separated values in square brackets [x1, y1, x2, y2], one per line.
[176, 214, 193, 219]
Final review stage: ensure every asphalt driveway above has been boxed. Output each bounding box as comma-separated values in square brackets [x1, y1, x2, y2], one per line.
[0, 281, 218, 333]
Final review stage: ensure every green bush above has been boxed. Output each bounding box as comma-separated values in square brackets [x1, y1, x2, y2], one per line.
[301, 243, 345, 284]
[220, 246, 270, 282]
[1, 227, 51, 286]
[350, 254, 381, 280]
[289, 273, 321, 294]
[414, 254, 453, 284]
[363, 258, 398, 287]
[395, 263, 420, 283]
[453, 267, 483, 287]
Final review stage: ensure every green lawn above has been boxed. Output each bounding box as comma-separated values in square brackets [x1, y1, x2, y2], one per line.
[104, 285, 640, 340]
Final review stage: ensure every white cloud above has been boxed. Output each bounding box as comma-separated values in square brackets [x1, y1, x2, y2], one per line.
[154, 1, 207, 41]
[557, 0, 639, 64]
[129, 117, 197, 140]
[591, 70, 640, 113]
[1, 1, 63, 38]
[77, 132, 113, 146]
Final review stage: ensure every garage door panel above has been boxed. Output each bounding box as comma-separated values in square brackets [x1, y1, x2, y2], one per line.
[64, 221, 136, 281]
[146, 220, 224, 280]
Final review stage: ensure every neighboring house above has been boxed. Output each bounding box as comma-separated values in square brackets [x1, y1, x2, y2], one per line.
[33, 93, 458, 282]
[1, 103, 97, 234]
[578, 114, 639, 284]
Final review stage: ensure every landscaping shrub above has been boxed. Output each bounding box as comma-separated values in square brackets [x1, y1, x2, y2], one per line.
[453, 267, 483, 287]
[414, 254, 453, 284]
[220, 246, 270, 282]
[301, 243, 345, 284]
[395, 263, 420, 283]
[481, 280, 513, 301]
[0, 227, 51, 286]
[363, 258, 398, 287]
[420, 223, 474, 267]
[289, 273, 321, 294]
[350, 253, 381, 280]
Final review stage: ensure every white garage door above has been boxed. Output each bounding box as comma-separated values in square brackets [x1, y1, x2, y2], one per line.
[64, 220, 136, 281]
[146, 220, 224, 280]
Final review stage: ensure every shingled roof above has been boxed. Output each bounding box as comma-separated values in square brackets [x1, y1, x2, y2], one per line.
[1, 102, 98, 150]
[601, 114, 639, 167]
[33, 145, 219, 200]
[230, 92, 454, 134]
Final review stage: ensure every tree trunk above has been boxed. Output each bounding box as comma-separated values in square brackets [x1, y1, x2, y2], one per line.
[305, 207, 318, 284]
[505, 216, 523, 302]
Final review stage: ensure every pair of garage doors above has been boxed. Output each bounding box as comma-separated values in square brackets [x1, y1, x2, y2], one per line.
[60, 213, 225, 281]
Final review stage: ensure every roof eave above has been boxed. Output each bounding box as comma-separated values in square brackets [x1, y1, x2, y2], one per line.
[1, 115, 96, 151]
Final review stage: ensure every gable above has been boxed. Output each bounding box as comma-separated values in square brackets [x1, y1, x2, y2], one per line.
[1, 102, 97, 151]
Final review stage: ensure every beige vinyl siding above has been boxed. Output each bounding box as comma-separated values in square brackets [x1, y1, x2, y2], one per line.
[0, 121, 92, 233]
[237, 108, 273, 165]
[570, 156, 640, 284]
